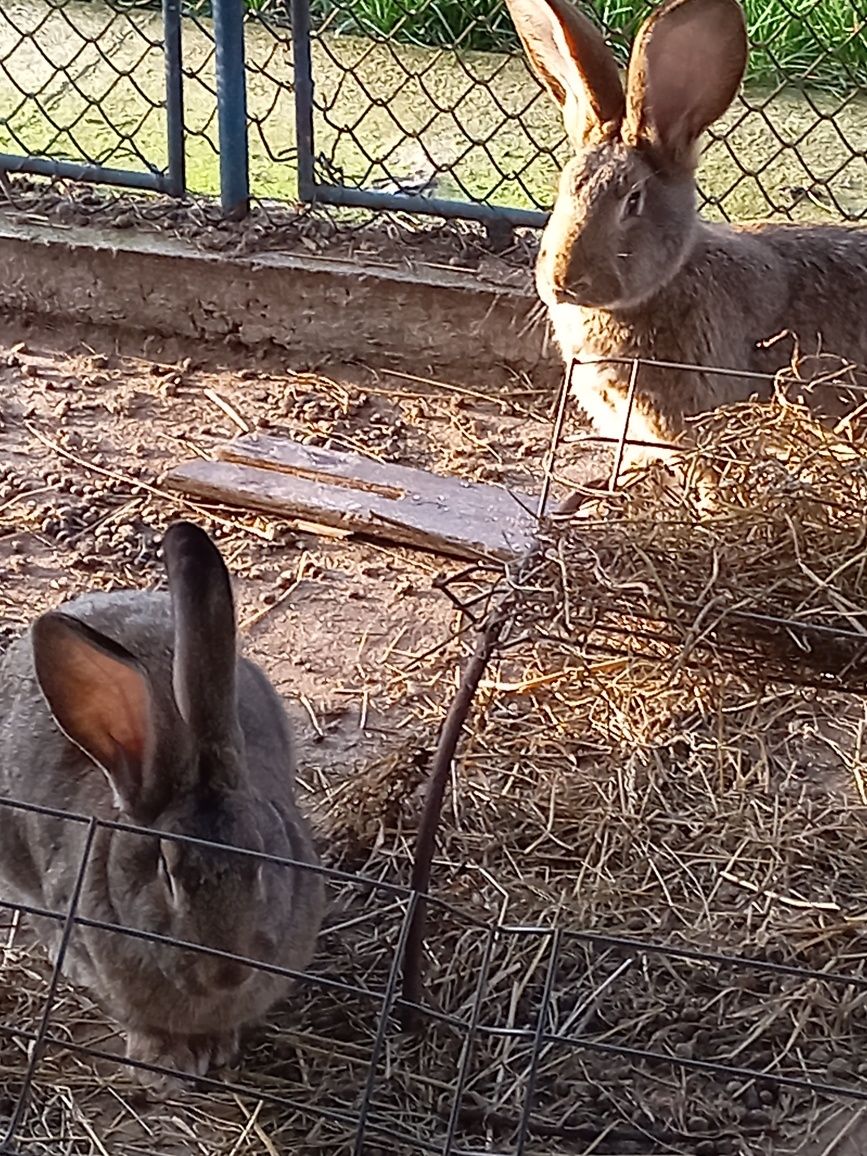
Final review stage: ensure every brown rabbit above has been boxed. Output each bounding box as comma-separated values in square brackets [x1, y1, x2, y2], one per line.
[505, 0, 867, 475]
[0, 521, 324, 1092]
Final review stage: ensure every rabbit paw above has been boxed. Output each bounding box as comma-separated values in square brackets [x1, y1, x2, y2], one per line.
[555, 460, 651, 509]
[126, 1028, 240, 1095]
[556, 482, 606, 512]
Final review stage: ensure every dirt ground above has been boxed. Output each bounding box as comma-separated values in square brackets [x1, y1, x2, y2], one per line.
[0, 307, 578, 773]
[0, 307, 611, 1156]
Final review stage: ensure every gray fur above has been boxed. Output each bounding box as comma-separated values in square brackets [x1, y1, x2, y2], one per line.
[0, 539, 324, 1090]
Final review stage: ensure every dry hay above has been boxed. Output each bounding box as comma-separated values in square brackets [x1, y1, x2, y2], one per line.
[522, 388, 867, 690]
[326, 392, 867, 1155]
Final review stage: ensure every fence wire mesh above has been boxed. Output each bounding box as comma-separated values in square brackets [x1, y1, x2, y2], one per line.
[0, 0, 186, 193]
[294, 0, 867, 223]
[0, 0, 296, 202]
[0, 347, 866, 1154]
[1, 0, 865, 222]
[1, 795, 867, 1156]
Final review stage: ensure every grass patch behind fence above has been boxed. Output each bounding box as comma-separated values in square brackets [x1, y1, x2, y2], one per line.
[300, 0, 867, 90]
[131, 0, 867, 90]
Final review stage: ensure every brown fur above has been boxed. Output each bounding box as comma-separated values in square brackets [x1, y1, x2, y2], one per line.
[506, 0, 867, 468]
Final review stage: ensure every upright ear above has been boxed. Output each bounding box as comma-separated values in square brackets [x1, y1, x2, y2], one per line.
[505, 0, 625, 146]
[624, 0, 747, 165]
[32, 612, 155, 813]
[162, 521, 241, 768]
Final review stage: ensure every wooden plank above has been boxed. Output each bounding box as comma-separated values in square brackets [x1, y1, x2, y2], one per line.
[166, 437, 539, 561]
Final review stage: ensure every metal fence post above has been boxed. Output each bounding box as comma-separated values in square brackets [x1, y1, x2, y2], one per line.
[291, 0, 316, 203]
[162, 0, 186, 198]
[212, 0, 250, 218]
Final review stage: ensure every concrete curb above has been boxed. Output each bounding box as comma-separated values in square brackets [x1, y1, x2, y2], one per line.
[0, 216, 559, 384]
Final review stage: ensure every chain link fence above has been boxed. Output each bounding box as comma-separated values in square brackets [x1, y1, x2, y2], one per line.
[0, 0, 185, 194]
[0, 0, 297, 207]
[0, 0, 864, 223]
[292, 0, 867, 224]
[0, 3, 865, 1151]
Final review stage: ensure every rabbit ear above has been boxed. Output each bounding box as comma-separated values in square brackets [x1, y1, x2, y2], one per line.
[32, 612, 156, 813]
[505, 0, 625, 146]
[624, 0, 746, 165]
[162, 521, 242, 774]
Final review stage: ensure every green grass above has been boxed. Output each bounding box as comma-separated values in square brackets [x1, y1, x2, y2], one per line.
[120, 0, 866, 90]
[301, 0, 867, 90]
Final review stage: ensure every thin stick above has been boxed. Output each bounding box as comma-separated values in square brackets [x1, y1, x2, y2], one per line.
[400, 601, 511, 1027]
[240, 556, 311, 631]
[609, 357, 641, 491]
[537, 359, 574, 519]
[203, 387, 251, 434]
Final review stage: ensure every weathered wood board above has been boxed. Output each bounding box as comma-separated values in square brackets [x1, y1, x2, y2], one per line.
[166, 434, 539, 561]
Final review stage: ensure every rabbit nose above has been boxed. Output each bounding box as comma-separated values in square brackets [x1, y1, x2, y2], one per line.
[548, 257, 590, 304]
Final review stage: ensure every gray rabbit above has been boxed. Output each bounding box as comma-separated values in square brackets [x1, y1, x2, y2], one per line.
[506, 0, 867, 470]
[0, 521, 324, 1090]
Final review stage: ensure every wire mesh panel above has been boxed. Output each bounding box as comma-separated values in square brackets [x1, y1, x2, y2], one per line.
[0, 0, 295, 208]
[2, 796, 867, 1155]
[0, 0, 185, 194]
[289, 0, 867, 225]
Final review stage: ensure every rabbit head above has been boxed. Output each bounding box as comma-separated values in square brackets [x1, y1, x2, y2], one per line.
[507, 0, 747, 310]
[30, 523, 291, 995]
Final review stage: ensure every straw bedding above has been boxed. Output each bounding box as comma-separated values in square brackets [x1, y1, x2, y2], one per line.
[4, 388, 867, 1155]
[328, 390, 867, 1154]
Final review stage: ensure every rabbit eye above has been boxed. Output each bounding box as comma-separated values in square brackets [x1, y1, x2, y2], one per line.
[622, 187, 644, 219]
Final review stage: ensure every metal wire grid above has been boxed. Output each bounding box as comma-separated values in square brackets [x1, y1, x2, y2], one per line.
[292, 0, 867, 226]
[0, 0, 184, 194]
[0, 487, 861, 1144]
[1, 0, 864, 225]
[0, 358, 865, 1151]
[0, 787, 866, 1153]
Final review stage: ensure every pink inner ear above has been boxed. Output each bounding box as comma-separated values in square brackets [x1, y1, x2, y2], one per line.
[506, 0, 624, 143]
[647, 25, 737, 142]
[103, 705, 149, 768]
[648, 26, 710, 131]
[549, 1, 625, 133]
[33, 616, 155, 806]
[625, 0, 746, 160]
[64, 648, 153, 772]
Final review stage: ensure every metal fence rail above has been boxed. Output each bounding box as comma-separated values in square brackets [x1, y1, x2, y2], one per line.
[0, 0, 864, 225]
